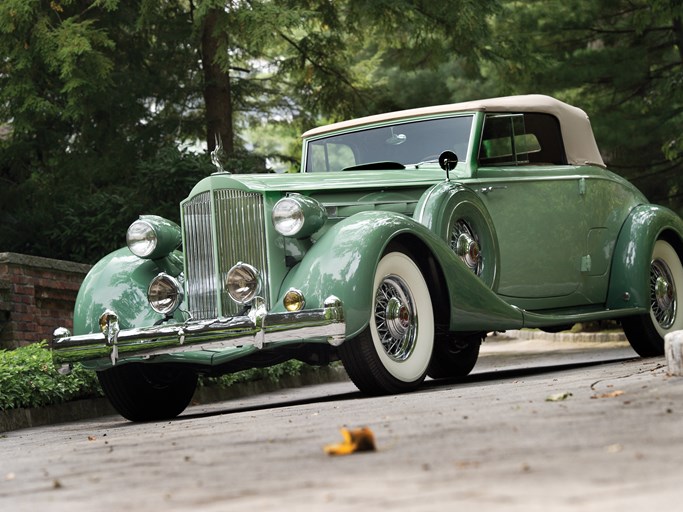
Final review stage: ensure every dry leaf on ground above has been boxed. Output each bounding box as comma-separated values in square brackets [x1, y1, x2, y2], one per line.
[324, 427, 376, 456]
[591, 390, 624, 399]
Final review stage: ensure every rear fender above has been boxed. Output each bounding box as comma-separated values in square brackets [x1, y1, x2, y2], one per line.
[607, 205, 683, 310]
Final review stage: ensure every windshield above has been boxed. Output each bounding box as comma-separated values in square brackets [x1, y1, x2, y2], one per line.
[304, 115, 473, 172]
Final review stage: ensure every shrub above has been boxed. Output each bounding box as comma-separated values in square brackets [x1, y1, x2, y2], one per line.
[0, 342, 102, 411]
[197, 360, 307, 389]
[0, 343, 322, 411]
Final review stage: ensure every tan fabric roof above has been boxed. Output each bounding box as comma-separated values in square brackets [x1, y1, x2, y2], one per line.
[302, 94, 605, 167]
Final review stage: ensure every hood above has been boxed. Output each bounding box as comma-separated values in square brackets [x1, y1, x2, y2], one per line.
[187, 169, 449, 197]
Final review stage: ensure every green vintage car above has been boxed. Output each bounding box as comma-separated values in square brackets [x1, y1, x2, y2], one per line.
[53, 94, 683, 421]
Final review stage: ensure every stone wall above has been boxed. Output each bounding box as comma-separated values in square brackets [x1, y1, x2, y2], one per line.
[0, 253, 91, 349]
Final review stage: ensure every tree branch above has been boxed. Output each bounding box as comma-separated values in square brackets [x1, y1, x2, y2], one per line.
[275, 30, 367, 108]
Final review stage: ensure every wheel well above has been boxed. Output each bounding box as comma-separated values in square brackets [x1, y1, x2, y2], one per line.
[660, 229, 683, 258]
[385, 234, 451, 328]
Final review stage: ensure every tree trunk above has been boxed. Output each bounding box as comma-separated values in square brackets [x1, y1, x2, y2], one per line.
[201, 8, 233, 154]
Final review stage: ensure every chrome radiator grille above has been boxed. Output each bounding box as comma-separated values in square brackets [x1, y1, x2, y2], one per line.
[182, 189, 269, 320]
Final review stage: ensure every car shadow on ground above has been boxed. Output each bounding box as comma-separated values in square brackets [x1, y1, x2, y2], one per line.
[168, 356, 637, 424]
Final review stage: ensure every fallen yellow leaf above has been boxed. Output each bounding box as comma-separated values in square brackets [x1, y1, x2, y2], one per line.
[324, 427, 376, 456]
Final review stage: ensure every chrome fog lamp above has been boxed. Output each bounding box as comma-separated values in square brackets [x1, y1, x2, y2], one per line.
[283, 288, 305, 312]
[127, 219, 157, 257]
[272, 194, 327, 238]
[226, 263, 261, 304]
[148, 273, 184, 315]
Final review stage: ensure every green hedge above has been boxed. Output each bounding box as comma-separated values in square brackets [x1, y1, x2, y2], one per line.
[0, 342, 314, 411]
[0, 342, 102, 411]
[197, 360, 307, 389]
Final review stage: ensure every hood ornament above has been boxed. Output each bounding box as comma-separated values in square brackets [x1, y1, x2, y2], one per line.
[210, 134, 231, 174]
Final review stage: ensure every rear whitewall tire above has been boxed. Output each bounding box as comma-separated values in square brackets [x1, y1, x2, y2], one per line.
[648, 240, 683, 338]
[623, 239, 683, 356]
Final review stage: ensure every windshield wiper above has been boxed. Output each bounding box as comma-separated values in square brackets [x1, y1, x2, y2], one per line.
[413, 159, 439, 169]
[341, 161, 406, 171]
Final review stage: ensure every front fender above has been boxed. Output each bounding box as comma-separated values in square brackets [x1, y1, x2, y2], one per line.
[278, 212, 401, 337]
[73, 247, 176, 335]
[279, 211, 523, 338]
[607, 205, 683, 310]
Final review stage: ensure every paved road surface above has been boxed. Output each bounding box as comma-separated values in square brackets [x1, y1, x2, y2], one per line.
[2, 335, 681, 511]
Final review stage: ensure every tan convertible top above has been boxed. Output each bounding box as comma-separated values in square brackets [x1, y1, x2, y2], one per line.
[302, 94, 605, 167]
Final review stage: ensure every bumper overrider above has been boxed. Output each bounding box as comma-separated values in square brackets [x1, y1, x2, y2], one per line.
[52, 296, 345, 365]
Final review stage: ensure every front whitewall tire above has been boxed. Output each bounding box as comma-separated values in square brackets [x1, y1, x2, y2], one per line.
[370, 252, 434, 383]
[338, 250, 435, 395]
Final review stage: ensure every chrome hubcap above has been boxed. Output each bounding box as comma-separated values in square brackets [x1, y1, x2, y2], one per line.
[451, 220, 482, 275]
[374, 275, 417, 361]
[651, 258, 676, 329]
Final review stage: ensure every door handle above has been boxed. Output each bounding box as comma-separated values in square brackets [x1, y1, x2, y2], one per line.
[479, 186, 507, 194]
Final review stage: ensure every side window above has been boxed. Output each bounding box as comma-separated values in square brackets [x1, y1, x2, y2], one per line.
[478, 113, 567, 166]
[308, 142, 356, 172]
[479, 114, 522, 165]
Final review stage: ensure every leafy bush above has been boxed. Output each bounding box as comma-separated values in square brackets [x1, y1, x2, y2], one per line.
[0, 342, 323, 411]
[0, 342, 102, 411]
[197, 360, 307, 389]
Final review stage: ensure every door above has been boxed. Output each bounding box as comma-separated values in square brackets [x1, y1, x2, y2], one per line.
[474, 113, 590, 308]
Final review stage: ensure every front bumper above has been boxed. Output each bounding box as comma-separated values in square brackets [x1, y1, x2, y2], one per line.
[52, 296, 345, 365]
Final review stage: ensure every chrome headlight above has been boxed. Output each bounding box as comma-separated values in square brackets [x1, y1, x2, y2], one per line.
[148, 273, 184, 315]
[226, 263, 261, 304]
[127, 219, 156, 257]
[127, 215, 181, 259]
[272, 194, 327, 238]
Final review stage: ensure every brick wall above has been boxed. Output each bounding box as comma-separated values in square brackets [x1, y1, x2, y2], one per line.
[0, 253, 91, 349]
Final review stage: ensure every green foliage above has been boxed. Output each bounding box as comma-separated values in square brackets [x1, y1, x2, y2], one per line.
[0, 0, 501, 264]
[0, 147, 214, 263]
[487, 0, 683, 210]
[0, 341, 320, 411]
[0, 342, 102, 411]
[133, 148, 216, 221]
[3, 0, 682, 264]
[197, 360, 308, 389]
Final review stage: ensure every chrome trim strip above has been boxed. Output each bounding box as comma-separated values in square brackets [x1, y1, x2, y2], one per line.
[51, 297, 345, 365]
[322, 199, 420, 208]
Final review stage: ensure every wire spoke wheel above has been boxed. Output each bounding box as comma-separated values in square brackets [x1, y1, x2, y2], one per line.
[650, 258, 676, 329]
[450, 219, 483, 276]
[374, 275, 418, 362]
[338, 250, 434, 395]
[623, 239, 683, 357]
